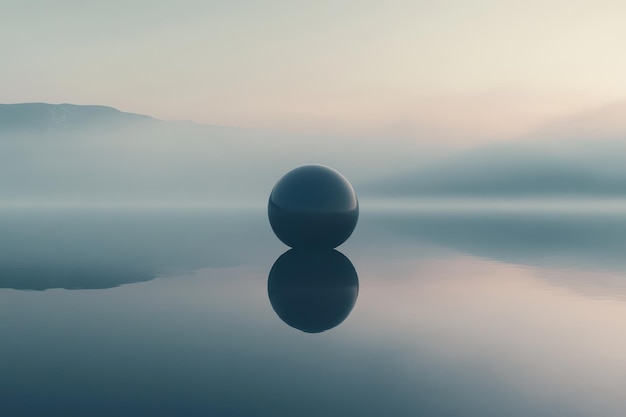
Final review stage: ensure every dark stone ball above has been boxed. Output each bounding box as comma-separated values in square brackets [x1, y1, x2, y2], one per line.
[268, 165, 359, 248]
[268, 249, 359, 333]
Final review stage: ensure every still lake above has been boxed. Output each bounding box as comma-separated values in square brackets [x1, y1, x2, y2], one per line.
[2, 199, 626, 416]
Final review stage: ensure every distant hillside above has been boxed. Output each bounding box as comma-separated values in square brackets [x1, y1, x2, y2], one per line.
[367, 144, 626, 197]
[0, 102, 436, 204]
[0, 102, 156, 131]
[8, 101, 626, 202]
[367, 102, 626, 198]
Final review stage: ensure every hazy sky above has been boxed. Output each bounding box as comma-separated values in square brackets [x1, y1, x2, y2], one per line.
[3, 0, 626, 142]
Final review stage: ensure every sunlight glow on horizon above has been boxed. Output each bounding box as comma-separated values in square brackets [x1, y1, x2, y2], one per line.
[3, 0, 626, 143]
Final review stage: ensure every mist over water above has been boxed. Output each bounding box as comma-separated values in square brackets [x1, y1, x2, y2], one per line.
[4, 0, 626, 412]
[1, 203, 626, 416]
[0, 106, 441, 205]
[3, 103, 626, 208]
[3, 104, 626, 416]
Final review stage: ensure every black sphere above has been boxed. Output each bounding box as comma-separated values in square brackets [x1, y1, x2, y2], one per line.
[268, 165, 359, 248]
[268, 249, 359, 333]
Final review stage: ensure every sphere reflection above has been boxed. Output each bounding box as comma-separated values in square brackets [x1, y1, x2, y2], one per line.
[268, 165, 359, 248]
[268, 249, 359, 333]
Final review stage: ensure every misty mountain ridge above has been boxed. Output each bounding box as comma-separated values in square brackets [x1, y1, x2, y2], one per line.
[368, 147, 626, 197]
[0, 102, 157, 132]
[2, 101, 626, 202]
[0, 102, 436, 204]
[368, 102, 626, 198]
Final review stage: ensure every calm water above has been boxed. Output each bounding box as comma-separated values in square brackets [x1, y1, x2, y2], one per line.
[2, 201, 626, 416]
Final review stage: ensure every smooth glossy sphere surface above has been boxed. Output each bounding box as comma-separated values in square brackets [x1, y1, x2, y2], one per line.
[268, 165, 359, 248]
[268, 249, 359, 333]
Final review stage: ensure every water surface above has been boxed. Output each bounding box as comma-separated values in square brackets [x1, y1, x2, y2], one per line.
[2, 202, 626, 416]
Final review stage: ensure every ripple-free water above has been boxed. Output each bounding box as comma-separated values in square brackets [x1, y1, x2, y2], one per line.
[2, 201, 626, 416]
